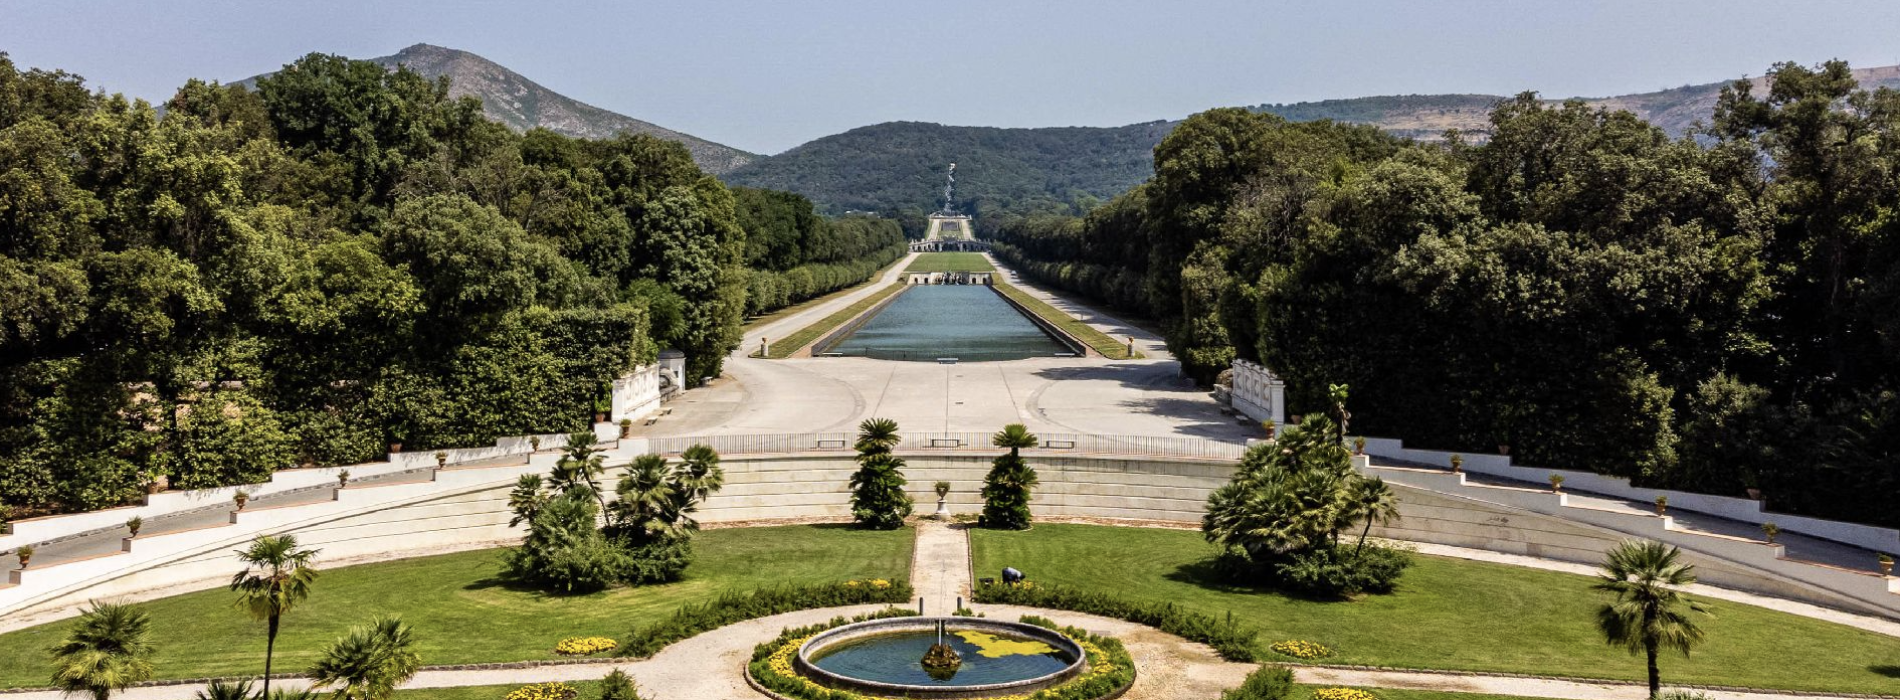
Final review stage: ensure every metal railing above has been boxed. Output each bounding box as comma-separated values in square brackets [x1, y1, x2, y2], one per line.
[646, 431, 1246, 462]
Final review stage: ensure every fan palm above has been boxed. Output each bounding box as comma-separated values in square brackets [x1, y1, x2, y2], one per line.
[195, 678, 254, 700]
[231, 534, 320, 700]
[850, 420, 913, 529]
[506, 474, 548, 528]
[1595, 540, 1710, 698]
[674, 444, 725, 504]
[49, 601, 155, 700]
[991, 423, 1038, 455]
[1347, 477, 1401, 556]
[980, 424, 1041, 530]
[307, 616, 421, 700]
[552, 432, 608, 508]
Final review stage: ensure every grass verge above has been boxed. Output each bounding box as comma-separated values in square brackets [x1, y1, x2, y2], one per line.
[0, 524, 912, 687]
[760, 283, 905, 358]
[993, 282, 1141, 359]
[969, 523, 1900, 695]
[905, 252, 994, 273]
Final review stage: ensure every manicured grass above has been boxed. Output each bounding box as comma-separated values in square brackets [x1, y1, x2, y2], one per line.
[905, 252, 994, 273]
[0, 525, 912, 688]
[1294, 689, 1558, 700]
[762, 283, 905, 358]
[396, 683, 601, 700]
[993, 282, 1141, 359]
[970, 524, 1900, 694]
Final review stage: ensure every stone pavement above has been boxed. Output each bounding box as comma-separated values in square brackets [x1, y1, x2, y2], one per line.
[911, 519, 972, 615]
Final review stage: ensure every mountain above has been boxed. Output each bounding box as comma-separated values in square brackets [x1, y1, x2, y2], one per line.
[732, 64, 1900, 218]
[720, 120, 1175, 219]
[242, 44, 756, 174]
[1253, 64, 1900, 139]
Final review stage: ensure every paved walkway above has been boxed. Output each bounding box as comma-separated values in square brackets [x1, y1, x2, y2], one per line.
[912, 520, 971, 615]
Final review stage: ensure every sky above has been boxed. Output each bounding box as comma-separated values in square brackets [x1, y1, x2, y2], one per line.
[4, 0, 1899, 155]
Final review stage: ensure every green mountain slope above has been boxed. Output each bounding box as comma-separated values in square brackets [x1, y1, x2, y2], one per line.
[242, 44, 756, 174]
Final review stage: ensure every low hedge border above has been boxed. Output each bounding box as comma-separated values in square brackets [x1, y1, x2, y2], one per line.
[620, 579, 914, 658]
[973, 580, 1257, 661]
[745, 612, 1135, 700]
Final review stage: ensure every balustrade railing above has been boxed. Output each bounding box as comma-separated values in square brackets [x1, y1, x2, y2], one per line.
[646, 431, 1245, 461]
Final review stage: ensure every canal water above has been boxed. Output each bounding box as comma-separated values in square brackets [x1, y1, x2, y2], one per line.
[826, 285, 1071, 361]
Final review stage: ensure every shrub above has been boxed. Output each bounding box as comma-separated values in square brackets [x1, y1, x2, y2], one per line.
[973, 580, 1256, 660]
[622, 580, 913, 658]
[505, 682, 577, 700]
[1270, 543, 1412, 598]
[1219, 665, 1295, 700]
[1657, 692, 1714, 700]
[597, 669, 643, 700]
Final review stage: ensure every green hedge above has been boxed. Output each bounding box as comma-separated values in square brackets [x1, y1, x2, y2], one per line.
[620, 579, 912, 658]
[1220, 665, 1295, 700]
[973, 580, 1257, 661]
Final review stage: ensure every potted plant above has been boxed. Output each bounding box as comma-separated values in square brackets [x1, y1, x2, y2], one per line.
[13, 545, 31, 568]
[1548, 474, 1565, 493]
[1878, 553, 1893, 576]
[619, 418, 633, 438]
[434, 451, 448, 468]
[1449, 454, 1464, 474]
[529, 436, 542, 452]
[1761, 522, 1780, 544]
[388, 441, 402, 453]
[1262, 420, 1276, 440]
[1352, 437, 1367, 456]
[1498, 443, 1511, 456]
[934, 481, 952, 519]
[126, 516, 143, 538]
[337, 469, 350, 488]
[1654, 495, 1668, 516]
[233, 491, 250, 510]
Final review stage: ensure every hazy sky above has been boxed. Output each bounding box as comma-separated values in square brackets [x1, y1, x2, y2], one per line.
[5, 1, 1898, 154]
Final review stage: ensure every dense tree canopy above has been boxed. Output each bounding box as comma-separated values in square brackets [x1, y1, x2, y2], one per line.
[0, 52, 897, 517]
[995, 61, 1900, 526]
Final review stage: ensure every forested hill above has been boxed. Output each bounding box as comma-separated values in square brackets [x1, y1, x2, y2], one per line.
[719, 120, 1175, 227]
[240, 44, 758, 174]
[1252, 64, 1900, 139]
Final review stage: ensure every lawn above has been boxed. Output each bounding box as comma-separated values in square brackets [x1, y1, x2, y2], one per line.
[905, 252, 994, 273]
[992, 281, 1141, 359]
[970, 524, 1900, 694]
[1294, 690, 1558, 700]
[762, 283, 905, 358]
[0, 525, 912, 688]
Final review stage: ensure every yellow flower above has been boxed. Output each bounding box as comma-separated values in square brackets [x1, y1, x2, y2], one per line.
[870, 579, 891, 589]
[506, 682, 578, 700]
[554, 636, 618, 655]
[1270, 639, 1333, 659]
[1312, 688, 1379, 700]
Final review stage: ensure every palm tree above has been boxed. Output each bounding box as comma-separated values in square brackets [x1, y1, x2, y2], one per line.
[50, 601, 155, 700]
[552, 432, 608, 508]
[674, 444, 726, 506]
[506, 474, 548, 528]
[980, 424, 1040, 530]
[850, 419, 913, 529]
[1595, 541, 1710, 698]
[1347, 477, 1401, 557]
[231, 534, 320, 700]
[195, 679, 254, 700]
[307, 616, 421, 700]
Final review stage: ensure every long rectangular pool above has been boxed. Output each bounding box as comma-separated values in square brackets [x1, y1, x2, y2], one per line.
[823, 285, 1072, 361]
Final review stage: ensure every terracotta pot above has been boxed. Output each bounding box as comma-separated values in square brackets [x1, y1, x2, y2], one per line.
[1745, 488, 1762, 501]
[1881, 561, 1893, 576]
[389, 442, 402, 453]
[1498, 444, 1511, 456]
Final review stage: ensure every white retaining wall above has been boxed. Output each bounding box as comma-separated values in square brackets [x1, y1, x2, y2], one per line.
[1360, 436, 1900, 555]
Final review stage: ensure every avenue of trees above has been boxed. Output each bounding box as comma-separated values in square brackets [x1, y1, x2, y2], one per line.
[994, 60, 1900, 527]
[0, 53, 900, 519]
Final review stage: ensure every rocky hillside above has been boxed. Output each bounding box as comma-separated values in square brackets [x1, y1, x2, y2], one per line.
[244, 44, 756, 174]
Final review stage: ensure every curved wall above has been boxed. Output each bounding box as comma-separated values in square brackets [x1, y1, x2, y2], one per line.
[7, 452, 1894, 629]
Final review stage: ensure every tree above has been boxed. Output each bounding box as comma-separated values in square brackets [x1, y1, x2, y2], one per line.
[231, 534, 320, 700]
[980, 424, 1040, 530]
[195, 679, 254, 700]
[307, 615, 421, 700]
[849, 418, 912, 529]
[49, 601, 154, 700]
[1595, 541, 1710, 698]
[1347, 477, 1400, 557]
[597, 669, 645, 700]
[551, 432, 608, 509]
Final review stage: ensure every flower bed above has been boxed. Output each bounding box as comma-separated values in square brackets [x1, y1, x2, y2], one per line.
[974, 579, 1256, 661]
[506, 682, 579, 700]
[621, 579, 913, 658]
[555, 636, 619, 656]
[746, 612, 1135, 700]
[1268, 640, 1332, 660]
[1309, 689, 1379, 700]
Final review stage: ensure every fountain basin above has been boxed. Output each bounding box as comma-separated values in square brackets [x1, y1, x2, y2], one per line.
[794, 617, 1086, 699]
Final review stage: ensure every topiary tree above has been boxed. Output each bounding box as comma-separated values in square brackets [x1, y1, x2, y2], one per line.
[849, 418, 913, 529]
[1595, 540, 1710, 699]
[980, 424, 1040, 530]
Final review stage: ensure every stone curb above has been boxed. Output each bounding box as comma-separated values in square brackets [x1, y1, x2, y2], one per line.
[1284, 661, 1900, 699]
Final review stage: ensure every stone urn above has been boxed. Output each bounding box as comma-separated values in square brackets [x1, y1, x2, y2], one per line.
[933, 481, 951, 519]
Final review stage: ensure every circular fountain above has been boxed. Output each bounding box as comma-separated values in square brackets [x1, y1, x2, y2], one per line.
[793, 617, 1086, 699]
